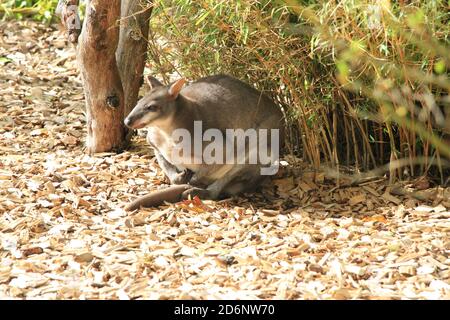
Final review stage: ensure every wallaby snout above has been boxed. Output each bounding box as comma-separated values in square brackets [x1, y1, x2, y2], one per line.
[124, 112, 147, 129]
[124, 116, 135, 128]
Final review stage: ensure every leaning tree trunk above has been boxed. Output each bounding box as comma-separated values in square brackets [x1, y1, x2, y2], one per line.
[57, 0, 152, 153]
[117, 0, 153, 119]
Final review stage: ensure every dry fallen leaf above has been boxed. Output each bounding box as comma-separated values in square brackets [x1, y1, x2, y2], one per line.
[62, 135, 78, 146]
[349, 194, 366, 206]
[22, 247, 44, 257]
[74, 252, 94, 263]
[363, 215, 387, 224]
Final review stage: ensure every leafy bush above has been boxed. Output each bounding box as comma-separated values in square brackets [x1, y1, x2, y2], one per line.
[0, 0, 58, 22]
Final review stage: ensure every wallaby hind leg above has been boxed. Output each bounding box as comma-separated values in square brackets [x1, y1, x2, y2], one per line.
[223, 175, 268, 196]
[182, 165, 253, 200]
[155, 151, 193, 184]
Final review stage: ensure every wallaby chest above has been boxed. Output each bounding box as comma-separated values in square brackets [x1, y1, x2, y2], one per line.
[146, 128, 176, 162]
[146, 127, 208, 174]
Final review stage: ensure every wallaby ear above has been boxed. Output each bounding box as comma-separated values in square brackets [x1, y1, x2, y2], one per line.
[168, 78, 187, 99]
[145, 76, 163, 90]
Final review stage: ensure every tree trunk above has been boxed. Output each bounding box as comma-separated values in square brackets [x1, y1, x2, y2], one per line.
[116, 0, 153, 119]
[57, 0, 152, 153]
[78, 0, 126, 153]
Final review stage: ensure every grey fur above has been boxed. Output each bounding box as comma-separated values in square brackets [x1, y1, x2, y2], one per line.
[124, 74, 285, 205]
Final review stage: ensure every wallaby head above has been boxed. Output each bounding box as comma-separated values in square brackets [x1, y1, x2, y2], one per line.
[124, 76, 187, 129]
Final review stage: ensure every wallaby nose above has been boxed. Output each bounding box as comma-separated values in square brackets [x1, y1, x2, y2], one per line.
[124, 117, 132, 128]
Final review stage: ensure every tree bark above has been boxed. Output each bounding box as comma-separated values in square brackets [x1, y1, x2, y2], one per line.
[116, 0, 153, 118]
[78, 0, 126, 153]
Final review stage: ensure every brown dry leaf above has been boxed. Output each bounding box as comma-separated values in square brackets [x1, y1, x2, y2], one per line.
[362, 215, 387, 223]
[382, 192, 402, 205]
[362, 185, 379, 196]
[298, 181, 313, 192]
[412, 177, 430, 190]
[22, 247, 44, 257]
[177, 196, 212, 213]
[61, 134, 78, 146]
[349, 194, 366, 206]
[333, 288, 359, 300]
[74, 252, 94, 263]
[273, 177, 295, 193]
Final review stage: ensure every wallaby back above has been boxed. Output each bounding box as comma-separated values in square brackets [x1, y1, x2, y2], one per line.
[180, 75, 284, 133]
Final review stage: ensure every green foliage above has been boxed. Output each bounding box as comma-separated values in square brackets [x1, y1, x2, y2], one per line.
[0, 0, 58, 22]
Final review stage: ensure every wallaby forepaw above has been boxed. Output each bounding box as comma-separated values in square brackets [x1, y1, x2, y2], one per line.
[182, 187, 210, 200]
[171, 169, 194, 185]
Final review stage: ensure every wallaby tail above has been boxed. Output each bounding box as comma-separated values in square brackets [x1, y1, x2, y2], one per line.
[125, 184, 191, 211]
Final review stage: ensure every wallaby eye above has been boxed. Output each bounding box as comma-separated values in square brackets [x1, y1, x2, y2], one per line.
[145, 104, 159, 112]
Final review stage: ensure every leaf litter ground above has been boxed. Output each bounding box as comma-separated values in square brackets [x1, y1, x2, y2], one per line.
[0, 20, 449, 300]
